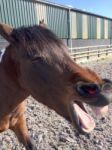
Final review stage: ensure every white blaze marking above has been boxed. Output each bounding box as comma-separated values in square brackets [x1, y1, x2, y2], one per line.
[0, 48, 6, 62]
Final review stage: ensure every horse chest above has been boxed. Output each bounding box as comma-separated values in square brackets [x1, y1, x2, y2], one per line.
[0, 102, 25, 132]
[0, 109, 18, 132]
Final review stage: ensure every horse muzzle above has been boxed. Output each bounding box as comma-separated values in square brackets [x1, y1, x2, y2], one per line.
[75, 79, 112, 107]
[70, 79, 112, 134]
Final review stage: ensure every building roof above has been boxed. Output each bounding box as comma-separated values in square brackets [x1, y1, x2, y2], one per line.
[33, 0, 112, 20]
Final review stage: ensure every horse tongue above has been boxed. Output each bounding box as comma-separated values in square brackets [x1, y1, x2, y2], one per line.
[73, 104, 95, 129]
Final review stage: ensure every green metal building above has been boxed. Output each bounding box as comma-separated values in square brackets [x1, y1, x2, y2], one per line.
[0, 0, 112, 47]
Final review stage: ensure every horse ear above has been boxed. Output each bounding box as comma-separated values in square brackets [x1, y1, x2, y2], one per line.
[39, 19, 48, 28]
[42, 19, 44, 22]
[0, 23, 13, 42]
[39, 19, 44, 24]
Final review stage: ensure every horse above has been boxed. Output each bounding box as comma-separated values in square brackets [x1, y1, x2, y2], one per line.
[0, 23, 112, 150]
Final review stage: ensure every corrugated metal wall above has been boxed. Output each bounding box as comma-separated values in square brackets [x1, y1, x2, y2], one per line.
[46, 6, 68, 38]
[0, 0, 68, 38]
[0, 0, 112, 40]
[82, 14, 88, 39]
[110, 21, 112, 39]
[104, 19, 108, 39]
[71, 12, 77, 39]
[1, 0, 38, 27]
[88, 15, 97, 39]
[76, 13, 82, 39]
[100, 18, 104, 39]
[97, 18, 101, 39]
[70, 10, 112, 40]
[108, 20, 111, 39]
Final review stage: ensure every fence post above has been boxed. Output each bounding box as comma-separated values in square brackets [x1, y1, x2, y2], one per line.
[98, 47, 100, 57]
[106, 46, 109, 56]
[87, 47, 89, 59]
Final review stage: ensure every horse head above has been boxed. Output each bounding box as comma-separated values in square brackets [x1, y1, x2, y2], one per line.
[0, 23, 112, 134]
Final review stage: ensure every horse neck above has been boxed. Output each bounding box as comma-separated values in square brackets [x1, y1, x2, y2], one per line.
[0, 48, 29, 113]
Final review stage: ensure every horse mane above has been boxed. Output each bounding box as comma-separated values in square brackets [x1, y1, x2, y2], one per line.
[11, 25, 70, 65]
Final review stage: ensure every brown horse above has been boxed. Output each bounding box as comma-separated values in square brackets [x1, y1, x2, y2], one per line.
[0, 23, 112, 150]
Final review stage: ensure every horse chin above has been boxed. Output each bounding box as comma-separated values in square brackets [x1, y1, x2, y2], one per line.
[69, 101, 108, 134]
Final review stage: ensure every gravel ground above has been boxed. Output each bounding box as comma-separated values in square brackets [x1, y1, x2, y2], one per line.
[0, 59, 112, 150]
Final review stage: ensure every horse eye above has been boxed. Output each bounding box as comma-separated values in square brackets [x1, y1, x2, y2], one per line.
[31, 56, 42, 62]
[26, 52, 42, 62]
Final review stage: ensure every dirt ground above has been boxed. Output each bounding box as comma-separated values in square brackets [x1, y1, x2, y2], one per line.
[0, 59, 112, 150]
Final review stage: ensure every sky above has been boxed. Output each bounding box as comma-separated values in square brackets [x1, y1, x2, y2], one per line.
[49, 0, 112, 18]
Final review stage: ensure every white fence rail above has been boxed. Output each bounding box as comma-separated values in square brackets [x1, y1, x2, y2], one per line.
[69, 45, 112, 62]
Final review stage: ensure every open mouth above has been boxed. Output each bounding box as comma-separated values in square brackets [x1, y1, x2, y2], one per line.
[69, 101, 108, 134]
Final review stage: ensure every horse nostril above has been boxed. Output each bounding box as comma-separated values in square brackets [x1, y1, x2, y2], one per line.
[103, 78, 112, 84]
[76, 82, 100, 97]
[102, 83, 112, 92]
